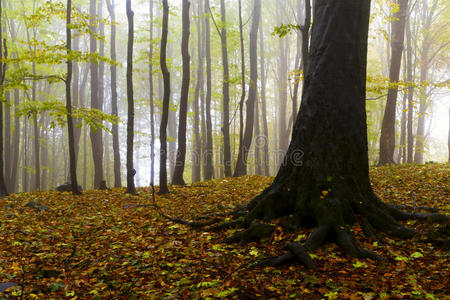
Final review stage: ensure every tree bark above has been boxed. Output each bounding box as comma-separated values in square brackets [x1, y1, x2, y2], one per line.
[225, 0, 429, 266]
[204, 0, 214, 180]
[378, 0, 408, 165]
[192, 0, 203, 183]
[277, 5, 289, 169]
[0, 0, 8, 196]
[125, 0, 136, 194]
[259, 20, 270, 176]
[66, 0, 81, 195]
[106, 0, 122, 187]
[89, 0, 104, 188]
[219, 0, 232, 177]
[172, 0, 191, 185]
[159, 0, 170, 194]
[405, 14, 414, 163]
[148, 0, 155, 185]
[237, 0, 245, 159]
[233, 0, 261, 177]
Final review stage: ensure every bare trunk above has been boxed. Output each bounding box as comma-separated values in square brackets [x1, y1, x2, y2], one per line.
[89, 0, 104, 188]
[172, 0, 191, 185]
[406, 15, 414, 163]
[220, 0, 232, 177]
[126, 0, 136, 194]
[192, 0, 203, 183]
[0, 1, 8, 196]
[378, 0, 408, 165]
[159, 0, 170, 194]
[148, 0, 155, 185]
[66, 0, 81, 195]
[105, 0, 121, 187]
[204, 0, 214, 180]
[233, 0, 261, 177]
[237, 0, 245, 156]
[259, 21, 270, 176]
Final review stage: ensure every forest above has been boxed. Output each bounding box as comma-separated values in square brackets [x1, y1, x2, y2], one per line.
[0, 0, 449, 298]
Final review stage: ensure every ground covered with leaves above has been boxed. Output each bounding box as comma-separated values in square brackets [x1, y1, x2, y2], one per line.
[0, 164, 449, 299]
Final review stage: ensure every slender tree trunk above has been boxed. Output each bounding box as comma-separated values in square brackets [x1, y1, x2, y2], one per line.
[277, 8, 289, 168]
[0, 0, 8, 196]
[254, 94, 262, 175]
[106, 0, 121, 187]
[172, 0, 191, 185]
[72, 27, 81, 164]
[448, 106, 450, 163]
[405, 15, 414, 163]
[66, 0, 81, 195]
[148, 0, 155, 185]
[204, 0, 214, 180]
[259, 20, 270, 176]
[399, 92, 408, 164]
[192, 0, 203, 183]
[8, 0, 20, 193]
[219, 0, 232, 177]
[378, 0, 408, 165]
[22, 118, 28, 192]
[89, 0, 104, 188]
[237, 0, 245, 154]
[233, 0, 261, 177]
[126, 0, 136, 194]
[159, 0, 170, 194]
[4, 90, 11, 191]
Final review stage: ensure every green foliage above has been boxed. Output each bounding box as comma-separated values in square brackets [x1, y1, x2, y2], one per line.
[272, 23, 300, 38]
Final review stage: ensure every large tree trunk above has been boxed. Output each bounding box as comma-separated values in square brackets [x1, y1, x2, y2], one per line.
[378, 0, 408, 165]
[233, 0, 261, 177]
[203, 0, 214, 180]
[159, 0, 170, 194]
[106, 0, 121, 187]
[259, 20, 270, 176]
[89, 0, 104, 188]
[224, 0, 437, 268]
[66, 0, 81, 195]
[172, 0, 191, 185]
[126, 0, 136, 194]
[192, 0, 203, 183]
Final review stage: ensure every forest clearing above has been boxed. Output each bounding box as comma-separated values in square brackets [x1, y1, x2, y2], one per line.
[1, 164, 449, 299]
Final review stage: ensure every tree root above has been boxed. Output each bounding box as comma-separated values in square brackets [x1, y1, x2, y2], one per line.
[151, 184, 222, 228]
[334, 227, 383, 260]
[223, 221, 275, 245]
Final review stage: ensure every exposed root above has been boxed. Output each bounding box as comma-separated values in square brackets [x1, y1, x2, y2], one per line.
[361, 217, 379, 243]
[206, 219, 245, 232]
[223, 221, 275, 245]
[151, 184, 222, 228]
[334, 227, 383, 260]
[285, 243, 317, 270]
[253, 252, 296, 268]
[392, 204, 450, 213]
[411, 212, 449, 223]
[304, 225, 330, 251]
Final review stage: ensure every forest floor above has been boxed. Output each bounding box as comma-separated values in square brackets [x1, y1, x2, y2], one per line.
[0, 164, 449, 299]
